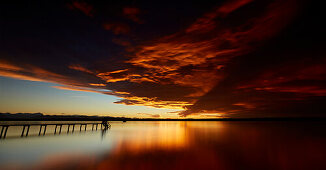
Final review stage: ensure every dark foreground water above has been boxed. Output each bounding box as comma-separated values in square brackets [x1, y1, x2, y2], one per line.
[0, 121, 326, 170]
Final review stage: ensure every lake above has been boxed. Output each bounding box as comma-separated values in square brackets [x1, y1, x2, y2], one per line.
[1, 121, 326, 170]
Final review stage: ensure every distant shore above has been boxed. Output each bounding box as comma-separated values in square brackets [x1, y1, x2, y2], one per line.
[1, 113, 326, 122]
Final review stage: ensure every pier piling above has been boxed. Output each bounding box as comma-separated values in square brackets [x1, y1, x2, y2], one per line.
[3, 126, 8, 138]
[67, 125, 70, 133]
[43, 125, 47, 135]
[21, 126, 26, 137]
[1, 126, 9, 139]
[25, 125, 30, 136]
[0, 126, 4, 138]
[39, 125, 42, 136]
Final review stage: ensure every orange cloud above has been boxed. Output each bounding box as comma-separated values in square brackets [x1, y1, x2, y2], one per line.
[89, 83, 106, 87]
[52, 85, 103, 93]
[119, 0, 298, 112]
[69, 64, 93, 74]
[0, 61, 72, 84]
[113, 96, 191, 110]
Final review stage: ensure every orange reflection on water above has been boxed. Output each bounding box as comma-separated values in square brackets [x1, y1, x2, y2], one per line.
[2, 121, 326, 170]
[111, 122, 190, 153]
[97, 121, 326, 170]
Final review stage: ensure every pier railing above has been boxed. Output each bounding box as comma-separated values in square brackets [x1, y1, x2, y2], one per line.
[0, 122, 111, 139]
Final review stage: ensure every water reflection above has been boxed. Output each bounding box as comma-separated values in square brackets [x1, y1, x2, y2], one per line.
[1, 121, 326, 170]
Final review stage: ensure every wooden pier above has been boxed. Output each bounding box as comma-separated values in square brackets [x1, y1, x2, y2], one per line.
[0, 122, 111, 139]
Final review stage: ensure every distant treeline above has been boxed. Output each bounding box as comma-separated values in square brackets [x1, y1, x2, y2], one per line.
[0, 112, 129, 121]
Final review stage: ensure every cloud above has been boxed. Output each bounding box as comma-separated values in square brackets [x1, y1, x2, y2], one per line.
[2, 0, 325, 118]
[89, 83, 106, 87]
[103, 22, 130, 35]
[0, 61, 75, 84]
[69, 64, 93, 74]
[123, 7, 143, 23]
[52, 85, 106, 93]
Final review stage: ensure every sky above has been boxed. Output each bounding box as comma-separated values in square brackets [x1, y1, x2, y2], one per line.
[0, 0, 325, 118]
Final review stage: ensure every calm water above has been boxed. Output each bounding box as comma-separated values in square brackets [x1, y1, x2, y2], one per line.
[0, 121, 326, 170]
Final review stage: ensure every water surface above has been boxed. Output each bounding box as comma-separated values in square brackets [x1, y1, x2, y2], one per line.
[1, 121, 325, 169]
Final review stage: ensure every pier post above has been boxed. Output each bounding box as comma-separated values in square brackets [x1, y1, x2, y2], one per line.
[39, 125, 43, 136]
[26, 125, 30, 137]
[59, 125, 62, 134]
[80, 124, 82, 131]
[3, 126, 8, 138]
[85, 124, 87, 131]
[43, 125, 47, 135]
[72, 125, 75, 133]
[54, 125, 57, 134]
[0, 126, 4, 138]
[96, 124, 98, 130]
[92, 124, 94, 131]
[21, 126, 26, 137]
[67, 125, 70, 133]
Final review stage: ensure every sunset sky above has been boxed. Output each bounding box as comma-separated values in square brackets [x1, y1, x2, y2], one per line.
[0, 0, 325, 118]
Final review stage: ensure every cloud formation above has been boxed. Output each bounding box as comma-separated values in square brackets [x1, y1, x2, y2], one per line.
[1, 0, 325, 118]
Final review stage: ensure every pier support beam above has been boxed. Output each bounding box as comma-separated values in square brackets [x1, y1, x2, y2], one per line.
[25, 125, 30, 136]
[20, 125, 30, 137]
[21, 126, 26, 137]
[67, 125, 70, 133]
[39, 125, 47, 136]
[39, 125, 42, 136]
[3, 126, 8, 138]
[0, 126, 4, 138]
[43, 125, 47, 135]
[0, 126, 9, 139]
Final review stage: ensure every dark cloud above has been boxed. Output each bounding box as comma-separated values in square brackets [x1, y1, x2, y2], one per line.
[103, 22, 131, 35]
[0, 0, 325, 118]
[123, 7, 143, 24]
